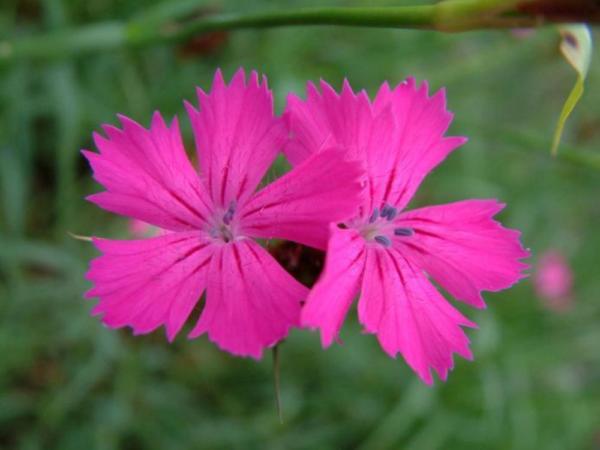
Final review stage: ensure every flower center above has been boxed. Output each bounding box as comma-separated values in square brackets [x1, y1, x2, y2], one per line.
[356, 204, 413, 248]
[210, 201, 238, 243]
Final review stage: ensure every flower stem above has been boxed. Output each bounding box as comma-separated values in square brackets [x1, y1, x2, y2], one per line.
[272, 345, 283, 424]
[0, 0, 596, 64]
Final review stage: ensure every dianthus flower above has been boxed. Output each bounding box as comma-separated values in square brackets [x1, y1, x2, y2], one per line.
[287, 78, 529, 383]
[84, 69, 364, 358]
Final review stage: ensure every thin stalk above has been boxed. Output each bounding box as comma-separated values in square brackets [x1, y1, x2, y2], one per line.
[0, 1, 585, 65]
[1, 22, 126, 62]
[272, 345, 283, 424]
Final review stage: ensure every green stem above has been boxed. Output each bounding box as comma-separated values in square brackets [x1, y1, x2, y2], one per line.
[2, 22, 126, 62]
[134, 6, 436, 45]
[272, 345, 283, 424]
[0, 1, 587, 64]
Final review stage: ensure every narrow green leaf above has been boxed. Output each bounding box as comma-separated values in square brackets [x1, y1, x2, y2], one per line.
[552, 24, 592, 155]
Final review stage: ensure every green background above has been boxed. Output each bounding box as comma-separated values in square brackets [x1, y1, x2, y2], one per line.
[1, 1, 599, 449]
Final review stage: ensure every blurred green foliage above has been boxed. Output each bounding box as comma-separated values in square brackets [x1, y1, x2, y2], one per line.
[1, 1, 600, 449]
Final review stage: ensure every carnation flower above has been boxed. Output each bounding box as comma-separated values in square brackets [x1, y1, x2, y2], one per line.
[83, 69, 364, 358]
[286, 78, 529, 383]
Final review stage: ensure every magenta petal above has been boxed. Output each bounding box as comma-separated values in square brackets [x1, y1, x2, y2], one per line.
[284, 83, 328, 167]
[84, 112, 212, 231]
[359, 248, 476, 385]
[188, 240, 306, 359]
[185, 69, 287, 208]
[86, 231, 213, 341]
[301, 226, 366, 347]
[372, 80, 466, 210]
[284, 79, 374, 166]
[285, 78, 465, 211]
[397, 200, 530, 308]
[240, 148, 365, 250]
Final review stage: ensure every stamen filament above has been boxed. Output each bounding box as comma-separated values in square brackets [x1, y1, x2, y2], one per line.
[369, 208, 380, 223]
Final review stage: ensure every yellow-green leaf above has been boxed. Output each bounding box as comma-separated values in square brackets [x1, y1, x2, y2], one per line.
[552, 24, 592, 155]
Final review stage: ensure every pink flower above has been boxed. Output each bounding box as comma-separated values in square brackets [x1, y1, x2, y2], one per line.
[286, 78, 529, 384]
[128, 219, 161, 238]
[534, 250, 573, 312]
[83, 69, 365, 358]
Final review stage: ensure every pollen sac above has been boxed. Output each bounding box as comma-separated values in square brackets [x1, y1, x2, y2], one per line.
[369, 208, 380, 224]
[380, 204, 398, 221]
[394, 227, 414, 237]
[222, 201, 236, 225]
[374, 235, 392, 247]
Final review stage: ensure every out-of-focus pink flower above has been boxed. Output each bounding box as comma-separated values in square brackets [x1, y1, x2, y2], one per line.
[286, 78, 529, 384]
[83, 69, 365, 358]
[128, 219, 160, 238]
[535, 250, 573, 312]
[511, 28, 535, 39]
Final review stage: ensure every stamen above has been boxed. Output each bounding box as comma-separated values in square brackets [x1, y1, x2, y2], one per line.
[380, 204, 398, 221]
[394, 227, 414, 237]
[222, 201, 236, 225]
[369, 208, 379, 223]
[221, 226, 233, 242]
[374, 235, 392, 247]
[380, 204, 392, 218]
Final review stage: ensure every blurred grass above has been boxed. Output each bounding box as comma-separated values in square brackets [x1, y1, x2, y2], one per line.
[1, 0, 600, 449]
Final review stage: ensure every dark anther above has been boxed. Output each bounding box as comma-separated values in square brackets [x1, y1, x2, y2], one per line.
[394, 227, 413, 237]
[222, 201, 236, 225]
[374, 235, 392, 247]
[381, 204, 398, 221]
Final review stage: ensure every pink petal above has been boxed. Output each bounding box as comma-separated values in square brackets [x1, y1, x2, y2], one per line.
[86, 231, 214, 341]
[397, 200, 530, 308]
[284, 83, 327, 167]
[372, 79, 466, 210]
[188, 239, 306, 359]
[301, 225, 366, 347]
[284, 79, 375, 165]
[84, 112, 212, 231]
[359, 248, 476, 385]
[240, 148, 366, 250]
[185, 69, 287, 208]
[285, 78, 460, 213]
